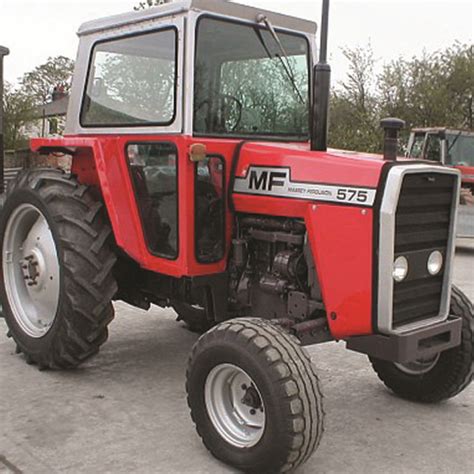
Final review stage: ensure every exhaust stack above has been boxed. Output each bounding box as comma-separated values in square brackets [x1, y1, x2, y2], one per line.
[311, 0, 331, 152]
[0, 46, 10, 194]
[380, 117, 405, 161]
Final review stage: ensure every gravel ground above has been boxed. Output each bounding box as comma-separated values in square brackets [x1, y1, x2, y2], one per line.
[0, 241, 473, 474]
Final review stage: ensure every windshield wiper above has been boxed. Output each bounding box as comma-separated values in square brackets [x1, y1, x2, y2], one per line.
[256, 14, 305, 104]
[447, 130, 463, 153]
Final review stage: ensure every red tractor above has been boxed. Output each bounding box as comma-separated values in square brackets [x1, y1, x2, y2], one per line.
[1, 1, 472, 472]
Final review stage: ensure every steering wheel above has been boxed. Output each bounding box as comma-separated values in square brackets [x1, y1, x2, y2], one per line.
[196, 94, 243, 132]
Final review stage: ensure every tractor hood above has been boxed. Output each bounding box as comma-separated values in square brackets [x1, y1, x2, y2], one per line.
[232, 142, 388, 209]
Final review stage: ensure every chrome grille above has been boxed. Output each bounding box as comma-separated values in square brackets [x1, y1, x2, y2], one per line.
[377, 165, 460, 335]
[392, 173, 457, 328]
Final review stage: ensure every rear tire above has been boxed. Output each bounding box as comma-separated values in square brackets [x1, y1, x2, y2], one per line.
[0, 168, 117, 369]
[186, 318, 324, 473]
[370, 286, 473, 403]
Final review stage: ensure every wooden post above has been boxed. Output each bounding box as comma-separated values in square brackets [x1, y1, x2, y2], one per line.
[0, 46, 10, 195]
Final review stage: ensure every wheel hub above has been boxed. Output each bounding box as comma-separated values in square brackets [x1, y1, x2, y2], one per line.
[205, 363, 266, 448]
[241, 384, 262, 411]
[21, 252, 42, 286]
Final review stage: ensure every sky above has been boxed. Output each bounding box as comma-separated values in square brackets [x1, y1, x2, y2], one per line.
[0, 0, 472, 86]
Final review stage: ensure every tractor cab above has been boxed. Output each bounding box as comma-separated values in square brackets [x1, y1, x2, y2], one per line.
[35, 0, 318, 277]
[407, 128, 474, 192]
[68, 0, 316, 138]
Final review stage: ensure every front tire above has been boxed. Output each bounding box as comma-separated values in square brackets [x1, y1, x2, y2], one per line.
[0, 168, 118, 369]
[370, 286, 473, 403]
[186, 318, 324, 473]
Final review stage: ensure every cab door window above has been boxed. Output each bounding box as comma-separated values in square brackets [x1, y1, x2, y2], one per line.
[195, 156, 225, 263]
[127, 142, 178, 258]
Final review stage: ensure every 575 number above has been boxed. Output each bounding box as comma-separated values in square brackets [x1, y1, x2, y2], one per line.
[336, 188, 369, 203]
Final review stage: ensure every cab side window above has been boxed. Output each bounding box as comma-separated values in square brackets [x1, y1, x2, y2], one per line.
[127, 142, 178, 258]
[82, 28, 177, 127]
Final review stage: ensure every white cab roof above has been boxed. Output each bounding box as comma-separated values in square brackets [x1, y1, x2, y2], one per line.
[78, 0, 317, 36]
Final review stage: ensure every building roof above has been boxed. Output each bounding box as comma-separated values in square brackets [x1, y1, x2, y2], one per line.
[412, 127, 474, 136]
[77, 0, 317, 36]
[36, 96, 69, 119]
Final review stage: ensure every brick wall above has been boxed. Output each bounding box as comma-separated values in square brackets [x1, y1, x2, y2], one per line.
[5, 149, 71, 171]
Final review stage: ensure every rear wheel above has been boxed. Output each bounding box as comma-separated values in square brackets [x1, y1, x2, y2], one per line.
[370, 286, 473, 403]
[0, 168, 117, 369]
[186, 318, 324, 473]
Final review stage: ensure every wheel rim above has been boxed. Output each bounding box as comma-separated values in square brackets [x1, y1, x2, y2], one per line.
[2, 203, 60, 338]
[204, 363, 266, 448]
[394, 354, 440, 375]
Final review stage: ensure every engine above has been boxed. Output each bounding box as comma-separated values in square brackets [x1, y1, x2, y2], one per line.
[229, 215, 325, 324]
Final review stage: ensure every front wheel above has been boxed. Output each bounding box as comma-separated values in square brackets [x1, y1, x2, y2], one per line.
[186, 318, 324, 473]
[370, 286, 473, 403]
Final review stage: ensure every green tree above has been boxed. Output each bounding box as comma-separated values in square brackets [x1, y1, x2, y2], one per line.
[3, 82, 36, 150]
[329, 42, 473, 154]
[20, 56, 74, 106]
[329, 45, 382, 153]
[379, 43, 473, 130]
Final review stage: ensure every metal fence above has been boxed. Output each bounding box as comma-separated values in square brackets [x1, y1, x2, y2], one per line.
[3, 166, 22, 190]
[2, 149, 30, 192]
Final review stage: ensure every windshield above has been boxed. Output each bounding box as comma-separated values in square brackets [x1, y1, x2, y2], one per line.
[446, 133, 474, 167]
[194, 17, 310, 139]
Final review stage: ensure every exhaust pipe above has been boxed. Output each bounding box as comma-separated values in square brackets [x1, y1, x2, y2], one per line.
[311, 0, 331, 152]
[0, 46, 10, 194]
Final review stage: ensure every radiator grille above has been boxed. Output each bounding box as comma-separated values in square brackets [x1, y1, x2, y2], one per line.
[392, 172, 456, 328]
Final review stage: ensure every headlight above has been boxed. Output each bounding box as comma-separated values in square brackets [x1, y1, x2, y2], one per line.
[427, 250, 443, 275]
[393, 256, 408, 282]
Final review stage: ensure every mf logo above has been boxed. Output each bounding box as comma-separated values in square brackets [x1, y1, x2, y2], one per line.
[249, 169, 287, 191]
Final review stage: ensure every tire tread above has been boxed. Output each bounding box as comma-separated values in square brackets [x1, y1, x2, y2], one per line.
[187, 317, 324, 473]
[370, 285, 473, 403]
[2, 168, 117, 369]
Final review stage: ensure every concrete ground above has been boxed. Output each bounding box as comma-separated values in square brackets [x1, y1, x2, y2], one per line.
[1, 243, 473, 474]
